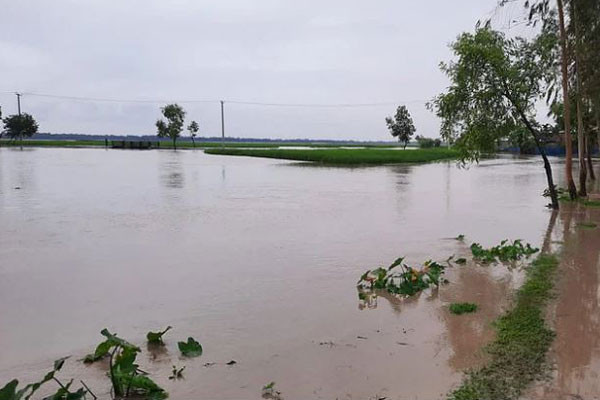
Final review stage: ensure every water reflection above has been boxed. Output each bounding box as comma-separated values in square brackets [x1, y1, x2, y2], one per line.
[159, 152, 185, 189]
[541, 204, 600, 398]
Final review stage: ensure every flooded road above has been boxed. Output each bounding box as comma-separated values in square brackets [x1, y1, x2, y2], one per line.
[527, 185, 600, 400]
[0, 148, 567, 399]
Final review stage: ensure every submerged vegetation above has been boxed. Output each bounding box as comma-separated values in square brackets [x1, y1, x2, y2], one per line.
[470, 240, 539, 264]
[0, 357, 89, 400]
[2, 327, 206, 400]
[146, 326, 172, 345]
[357, 257, 447, 297]
[448, 254, 559, 400]
[178, 337, 203, 357]
[205, 148, 458, 165]
[449, 303, 478, 315]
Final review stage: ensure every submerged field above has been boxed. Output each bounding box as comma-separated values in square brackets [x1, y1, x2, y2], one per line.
[205, 147, 458, 164]
[1, 148, 597, 399]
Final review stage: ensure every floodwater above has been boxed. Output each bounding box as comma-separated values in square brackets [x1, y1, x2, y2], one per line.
[527, 186, 600, 400]
[0, 148, 572, 399]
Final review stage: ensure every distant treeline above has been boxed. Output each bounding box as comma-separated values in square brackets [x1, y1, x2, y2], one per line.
[31, 133, 396, 145]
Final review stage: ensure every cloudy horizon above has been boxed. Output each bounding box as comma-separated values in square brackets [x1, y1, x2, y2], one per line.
[0, 1, 526, 140]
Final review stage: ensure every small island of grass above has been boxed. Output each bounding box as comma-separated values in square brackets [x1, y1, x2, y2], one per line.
[204, 147, 458, 165]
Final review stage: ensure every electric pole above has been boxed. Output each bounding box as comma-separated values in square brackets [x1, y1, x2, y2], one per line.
[16, 93, 22, 149]
[16, 93, 21, 115]
[220, 100, 225, 147]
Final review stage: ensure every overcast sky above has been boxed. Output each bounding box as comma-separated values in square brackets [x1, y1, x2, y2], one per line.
[0, 0, 526, 140]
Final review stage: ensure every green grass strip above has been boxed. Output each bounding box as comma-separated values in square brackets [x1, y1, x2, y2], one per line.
[448, 254, 559, 400]
[204, 148, 458, 165]
[450, 303, 478, 315]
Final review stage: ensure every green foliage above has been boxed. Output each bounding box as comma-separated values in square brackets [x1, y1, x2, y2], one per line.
[576, 222, 597, 229]
[415, 135, 442, 148]
[178, 337, 203, 357]
[146, 326, 172, 345]
[385, 105, 416, 148]
[584, 200, 600, 207]
[85, 329, 166, 399]
[448, 254, 558, 400]
[455, 234, 465, 241]
[470, 240, 538, 264]
[454, 257, 467, 265]
[449, 303, 478, 315]
[1, 114, 39, 140]
[429, 28, 557, 162]
[262, 382, 282, 399]
[0, 358, 88, 400]
[357, 257, 447, 298]
[204, 148, 458, 165]
[156, 104, 186, 149]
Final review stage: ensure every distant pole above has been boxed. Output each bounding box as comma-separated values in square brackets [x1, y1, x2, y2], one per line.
[16, 93, 22, 148]
[220, 100, 225, 147]
[16, 93, 22, 115]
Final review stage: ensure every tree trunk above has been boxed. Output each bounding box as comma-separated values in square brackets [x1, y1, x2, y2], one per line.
[513, 102, 559, 209]
[587, 133, 595, 180]
[191, 137, 195, 148]
[557, 0, 577, 199]
[573, 3, 587, 196]
[577, 97, 588, 195]
[173, 138, 177, 150]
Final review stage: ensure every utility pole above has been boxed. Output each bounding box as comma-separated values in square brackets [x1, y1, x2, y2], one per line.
[220, 100, 225, 147]
[16, 93, 21, 115]
[16, 93, 22, 149]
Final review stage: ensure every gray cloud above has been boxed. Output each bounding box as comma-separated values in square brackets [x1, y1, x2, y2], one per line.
[0, 0, 502, 140]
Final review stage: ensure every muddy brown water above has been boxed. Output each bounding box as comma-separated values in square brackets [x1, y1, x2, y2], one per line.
[0, 148, 582, 399]
[526, 182, 600, 400]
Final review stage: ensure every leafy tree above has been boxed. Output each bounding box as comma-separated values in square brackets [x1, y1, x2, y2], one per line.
[156, 104, 186, 150]
[2, 113, 39, 147]
[385, 105, 416, 149]
[187, 120, 199, 148]
[430, 28, 561, 209]
[415, 135, 441, 148]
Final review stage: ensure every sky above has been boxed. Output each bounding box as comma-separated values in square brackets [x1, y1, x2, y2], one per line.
[0, 0, 529, 140]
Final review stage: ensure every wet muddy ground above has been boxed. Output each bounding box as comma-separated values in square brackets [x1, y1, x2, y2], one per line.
[0, 148, 589, 399]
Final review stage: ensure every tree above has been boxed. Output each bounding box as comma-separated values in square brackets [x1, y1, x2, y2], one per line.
[385, 106, 416, 149]
[2, 113, 39, 147]
[187, 121, 199, 148]
[156, 104, 186, 150]
[430, 28, 560, 209]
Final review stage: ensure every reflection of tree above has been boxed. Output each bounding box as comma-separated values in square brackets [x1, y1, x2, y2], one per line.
[550, 205, 600, 396]
[441, 208, 560, 372]
[159, 153, 185, 189]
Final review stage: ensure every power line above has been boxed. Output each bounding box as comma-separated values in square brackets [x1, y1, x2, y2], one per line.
[1, 91, 428, 108]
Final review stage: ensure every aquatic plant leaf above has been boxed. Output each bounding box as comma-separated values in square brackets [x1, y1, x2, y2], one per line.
[388, 257, 405, 271]
[100, 329, 140, 352]
[147, 326, 172, 344]
[178, 337, 203, 357]
[0, 380, 19, 400]
[357, 270, 370, 285]
[455, 258, 467, 264]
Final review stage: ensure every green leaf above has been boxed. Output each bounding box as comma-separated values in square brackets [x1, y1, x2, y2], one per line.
[178, 337, 203, 357]
[0, 380, 18, 400]
[147, 326, 172, 344]
[100, 328, 140, 352]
